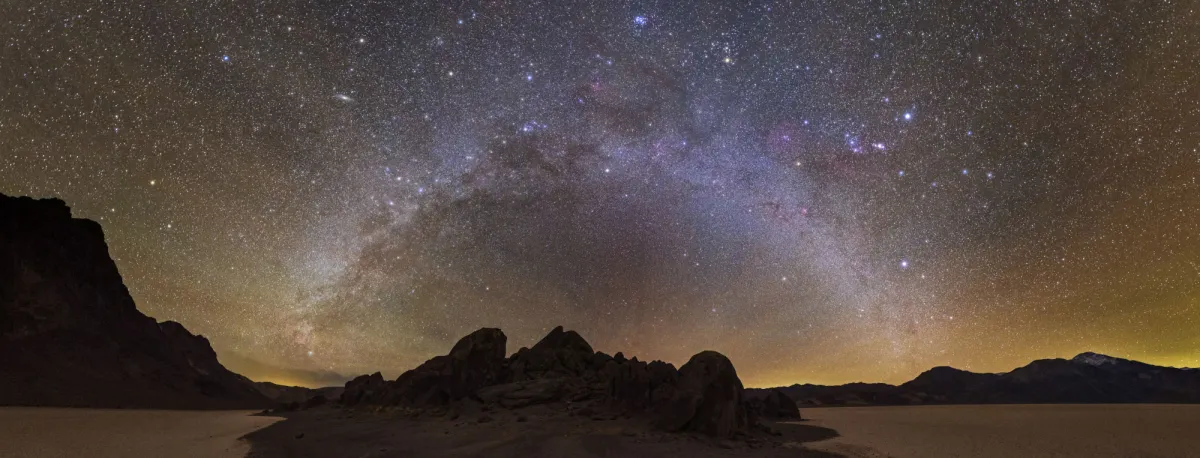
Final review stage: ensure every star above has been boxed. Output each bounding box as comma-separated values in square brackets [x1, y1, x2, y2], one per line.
[5, 0, 1191, 391]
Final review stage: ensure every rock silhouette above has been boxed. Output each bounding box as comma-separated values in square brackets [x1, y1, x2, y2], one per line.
[0, 193, 268, 409]
[340, 326, 765, 438]
[655, 351, 748, 437]
[340, 372, 388, 406]
[390, 327, 510, 406]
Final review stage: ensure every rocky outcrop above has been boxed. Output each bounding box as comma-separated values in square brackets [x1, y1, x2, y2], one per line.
[342, 328, 509, 407]
[0, 193, 269, 409]
[340, 372, 388, 406]
[389, 327, 509, 406]
[655, 351, 748, 437]
[509, 326, 595, 380]
[341, 326, 761, 438]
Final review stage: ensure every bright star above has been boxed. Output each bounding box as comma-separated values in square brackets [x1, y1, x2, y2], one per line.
[904, 112, 912, 120]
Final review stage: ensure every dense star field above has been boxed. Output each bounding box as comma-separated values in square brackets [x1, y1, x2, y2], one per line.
[2, 1, 1197, 388]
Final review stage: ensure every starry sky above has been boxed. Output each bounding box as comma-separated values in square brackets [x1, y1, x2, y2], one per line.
[3, 1, 1198, 388]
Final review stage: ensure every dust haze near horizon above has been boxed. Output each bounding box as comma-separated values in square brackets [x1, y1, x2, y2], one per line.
[2, 1, 1198, 389]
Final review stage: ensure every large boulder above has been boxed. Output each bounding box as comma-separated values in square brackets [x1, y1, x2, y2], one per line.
[389, 328, 509, 406]
[655, 351, 748, 438]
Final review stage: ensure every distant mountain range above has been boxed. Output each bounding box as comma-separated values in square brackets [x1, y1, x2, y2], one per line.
[765, 352, 1200, 406]
[253, 381, 344, 405]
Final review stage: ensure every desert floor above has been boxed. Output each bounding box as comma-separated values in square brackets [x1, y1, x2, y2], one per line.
[802, 404, 1200, 457]
[244, 403, 841, 457]
[4, 404, 1200, 457]
[0, 407, 281, 458]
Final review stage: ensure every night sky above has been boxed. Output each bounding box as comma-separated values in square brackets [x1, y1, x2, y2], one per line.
[3, 1, 1198, 388]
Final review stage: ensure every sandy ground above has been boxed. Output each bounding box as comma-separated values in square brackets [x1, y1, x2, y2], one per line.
[802, 404, 1200, 458]
[0, 407, 282, 458]
[244, 404, 841, 457]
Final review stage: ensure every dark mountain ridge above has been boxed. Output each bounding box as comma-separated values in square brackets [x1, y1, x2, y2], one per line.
[771, 352, 1200, 407]
[0, 193, 269, 409]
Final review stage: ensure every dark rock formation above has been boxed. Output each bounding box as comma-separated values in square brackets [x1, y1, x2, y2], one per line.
[340, 372, 388, 406]
[343, 328, 509, 407]
[340, 326, 761, 438]
[509, 325, 595, 380]
[0, 193, 269, 409]
[389, 327, 509, 406]
[476, 378, 574, 408]
[655, 351, 748, 438]
[744, 388, 801, 420]
[772, 352, 1200, 407]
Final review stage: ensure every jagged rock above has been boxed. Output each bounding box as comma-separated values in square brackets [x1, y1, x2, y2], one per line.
[338, 325, 760, 439]
[0, 193, 268, 409]
[389, 328, 509, 407]
[745, 388, 801, 420]
[509, 326, 595, 380]
[340, 372, 388, 405]
[655, 351, 748, 438]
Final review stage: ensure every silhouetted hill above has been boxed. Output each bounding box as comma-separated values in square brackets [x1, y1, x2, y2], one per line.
[773, 353, 1200, 406]
[0, 193, 269, 409]
[254, 381, 344, 405]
